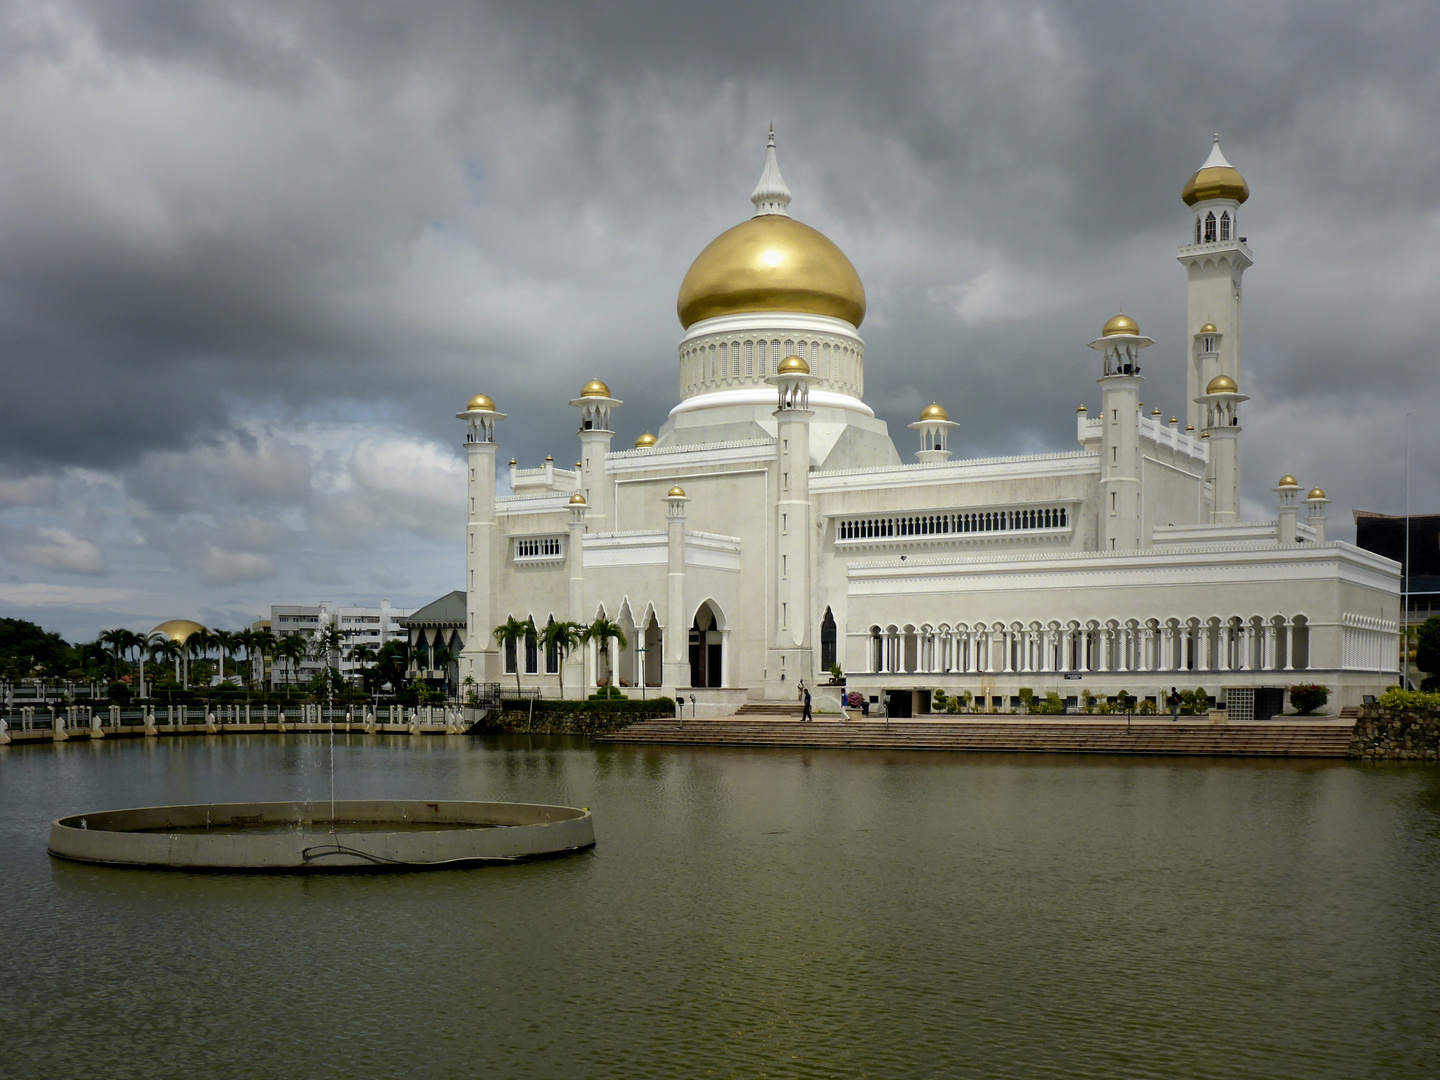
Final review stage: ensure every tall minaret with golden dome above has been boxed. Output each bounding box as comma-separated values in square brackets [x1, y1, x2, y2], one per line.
[456, 393, 505, 684]
[1178, 135, 1252, 434]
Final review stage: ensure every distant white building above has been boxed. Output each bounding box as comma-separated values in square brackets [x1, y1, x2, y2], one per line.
[267, 600, 410, 686]
[453, 131, 1402, 718]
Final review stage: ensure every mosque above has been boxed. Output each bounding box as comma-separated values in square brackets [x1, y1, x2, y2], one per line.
[455, 131, 1401, 717]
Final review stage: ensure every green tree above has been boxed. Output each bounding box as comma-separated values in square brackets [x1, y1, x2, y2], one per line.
[539, 620, 585, 700]
[0, 617, 71, 681]
[373, 639, 410, 694]
[493, 615, 536, 697]
[1416, 615, 1440, 678]
[149, 637, 183, 687]
[274, 633, 309, 692]
[309, 623, 347, 689]
[211, 629, 240, 683]
[582, 617, 627, 688]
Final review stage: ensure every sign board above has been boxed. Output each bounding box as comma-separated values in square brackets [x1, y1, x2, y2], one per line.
[1063, 674, 1082, 680]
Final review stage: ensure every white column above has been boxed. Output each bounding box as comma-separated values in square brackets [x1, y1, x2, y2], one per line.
[1283, 621, 1294, 671]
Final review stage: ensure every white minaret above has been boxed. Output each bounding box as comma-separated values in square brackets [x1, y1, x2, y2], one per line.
[908, 403, 959, 463]
[1305, 487, 1330, 544]
[767, 355, 817, 689]
[1276, 474, 1301, 545]
[569, 379, 621, 531]
[1088, 314, 1153, 551]
[456, 393, 505, 686]
[1178, 136, 1252, 431]
[1196, 372, 1249, 523]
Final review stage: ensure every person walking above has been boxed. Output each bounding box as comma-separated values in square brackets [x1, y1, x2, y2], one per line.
[1168, 686, 1181, 722]
[803, 686, 813, 722]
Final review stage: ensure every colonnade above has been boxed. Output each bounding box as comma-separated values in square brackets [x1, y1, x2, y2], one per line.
[867, 615, 1312, 676]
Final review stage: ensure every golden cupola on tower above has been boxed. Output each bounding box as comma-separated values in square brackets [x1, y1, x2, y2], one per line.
[676, 128, 866, 330]
[1182, 135, 1249, 206]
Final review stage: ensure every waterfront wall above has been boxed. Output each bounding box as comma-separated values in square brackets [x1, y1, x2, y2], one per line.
[1349, 707, 1440, 761]
[477, 699, 676, 736]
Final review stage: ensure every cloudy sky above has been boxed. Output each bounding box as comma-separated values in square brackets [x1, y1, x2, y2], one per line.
[2, 0, 1438, 642]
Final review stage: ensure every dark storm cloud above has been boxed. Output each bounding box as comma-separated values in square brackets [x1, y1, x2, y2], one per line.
[1, 0, 1438, 635]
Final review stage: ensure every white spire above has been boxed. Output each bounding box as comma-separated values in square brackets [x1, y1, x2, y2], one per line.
[1199, 133, 1234, 171]
[750, 123, 792, 217]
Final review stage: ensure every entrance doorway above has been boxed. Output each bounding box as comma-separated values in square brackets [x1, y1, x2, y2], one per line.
[689, 602, 724, 688]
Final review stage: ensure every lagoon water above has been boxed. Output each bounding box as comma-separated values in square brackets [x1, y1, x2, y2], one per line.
[3, 734, 1438, 1079]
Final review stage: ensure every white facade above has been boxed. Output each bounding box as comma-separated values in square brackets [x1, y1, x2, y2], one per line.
[456, 134, 1402, 713]
[268, 600, 409, 686]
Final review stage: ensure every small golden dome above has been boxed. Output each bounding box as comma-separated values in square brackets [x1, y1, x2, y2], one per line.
[152, 618, 206, 644]
[777, 354, 811, 375]
[1169, 417, 1178, 424]
[569, 493, 587, 505]
[467, 393, 495, 411]
[920, 402, 949, 421]
[1278, 475, 1299, 488]
[667, 486, 687, 498]
[509, 458, 517, 466]
[1151, 407, 1162, 416]
[1182, 167, 1249, 205]
[634, 432, 657, 448]
[1199, 322, 1218, 334]
[545, 455, 553, 462]
[1102, 313, 1140, 337]
[580, 379, 611, 398]
[1307, 487, 1327, 501]
[1077, 404, 1087, 412]
[1205, 374, 1239, 394]
[1200, 432, 1211, 438]
[575, 462, 582, 469]
[1185, 425, 1195, 431]
[677, 214, 866, 329]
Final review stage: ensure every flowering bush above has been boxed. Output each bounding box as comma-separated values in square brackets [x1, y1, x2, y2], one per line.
[846, 691, 864, 709]
[1378, 687, 1440, 710]
[1288, 683, 1329, 715]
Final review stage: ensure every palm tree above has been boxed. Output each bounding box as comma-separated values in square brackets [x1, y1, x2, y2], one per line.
[582, 618, 628, 689]
[492, 615, 535, 697]
[243, 628, 275, 688]
[150, 637, 183, 687]
[309, 623, 347, 685]
[211, 629, 239, 683]
[99, 628, 130, 682]
[275, 633, 309, 691]
[183, 628, 213, 690]
[540, 619, 585, 700]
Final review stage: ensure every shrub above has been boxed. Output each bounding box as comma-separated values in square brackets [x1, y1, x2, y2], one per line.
[1137, 699, 1156, 715]
[107, 680, 131, 703]
[1288, 683, 1330, 715]
[588, 685, 627, 701]
[1034, 691, 1065, 714]
[1379, 687, 1440, 710]
[946, 695, 963, 713]
[932, 689, 949, 712]
[1018, 688, 1034, 713]
[828, 664, 845, 683]
[1417, 614, 1440, 676]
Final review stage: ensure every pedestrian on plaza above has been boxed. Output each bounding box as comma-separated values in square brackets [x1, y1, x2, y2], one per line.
[803, 686, 813, 722]
[1168, 687, 1181, 722]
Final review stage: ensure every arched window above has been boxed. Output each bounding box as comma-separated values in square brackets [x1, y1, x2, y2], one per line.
[820, 608, 838, 671]
[545, 616, 559, 674]
[1219, 211, 1230, 241]
[1204, 211, 1217, 243]
[524, 626, 538, 674]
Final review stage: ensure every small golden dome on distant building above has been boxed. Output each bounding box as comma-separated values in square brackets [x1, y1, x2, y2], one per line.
[920, 402, 949, 421]
[1077, 404, 1087, 412]
[1185, 425, 1195, 432]
[1102, 313, 1140, 337]
[1152, 408, 1162, 416]
[152, 619, 206, 643]
[467, 393, 495, 411]
[634, 432, 657, 448]
[1200, 432, 1211, 438]
[1199, 322, 1218, 334]
[1169, 417, 1178, 425]
[1205, 374, 1239, 394]
[545, 455, 553, 461]
[509, 458, 517, 466]
[667, 486, 687, 498]
[569, 493, 587, 505]
[1278, 475, 1299, 488]
[1308, 488, 1327, 501]
[580, 379, 612, 398]
[777, 354, 811, 375]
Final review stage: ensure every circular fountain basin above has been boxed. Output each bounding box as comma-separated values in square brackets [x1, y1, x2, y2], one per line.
[48, 799, 594, 872]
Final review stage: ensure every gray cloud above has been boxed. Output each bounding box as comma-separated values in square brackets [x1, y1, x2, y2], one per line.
[1, 0, 1437, 638]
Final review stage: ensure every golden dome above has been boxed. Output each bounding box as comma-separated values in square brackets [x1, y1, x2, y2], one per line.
[1200, 431, 1211, 438]
[667, 486, 687, 498]
[1169, 417, 1178, 425]
[509, 458, 517, 466]
[1152, 408, 1162, 416]
[580, 379, 611, 398]
[919, 402, 949, 421]
[634, 432, 657, 448]
[1182, 137, 1248, 206]
[466, 393, 495, 411]
[569, 493, 587, 505]
[1076, 404, 1087, 412]
[1198, 322, 1218, 334]
[1102, 313, 1140, 337]
[1278, 475, 1299, 488]
[777, 354, 811, 375]
[152, 619, 205, 643]
[1186, 424, 1195, 431]
[1307, 487, 1327, 501]
[677, 214, 866, 329]
[1205, 374, 1239, 394]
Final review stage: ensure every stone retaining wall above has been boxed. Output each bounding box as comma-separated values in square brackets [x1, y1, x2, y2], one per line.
[1349, 707, 1440, 761]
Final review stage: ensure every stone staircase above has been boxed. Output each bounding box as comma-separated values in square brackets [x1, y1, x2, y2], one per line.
[597, 718, 1356, 758]
[734, 703, 804, 718]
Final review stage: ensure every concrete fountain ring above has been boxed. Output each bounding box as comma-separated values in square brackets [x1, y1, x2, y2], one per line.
[48, 800, 595, 872]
